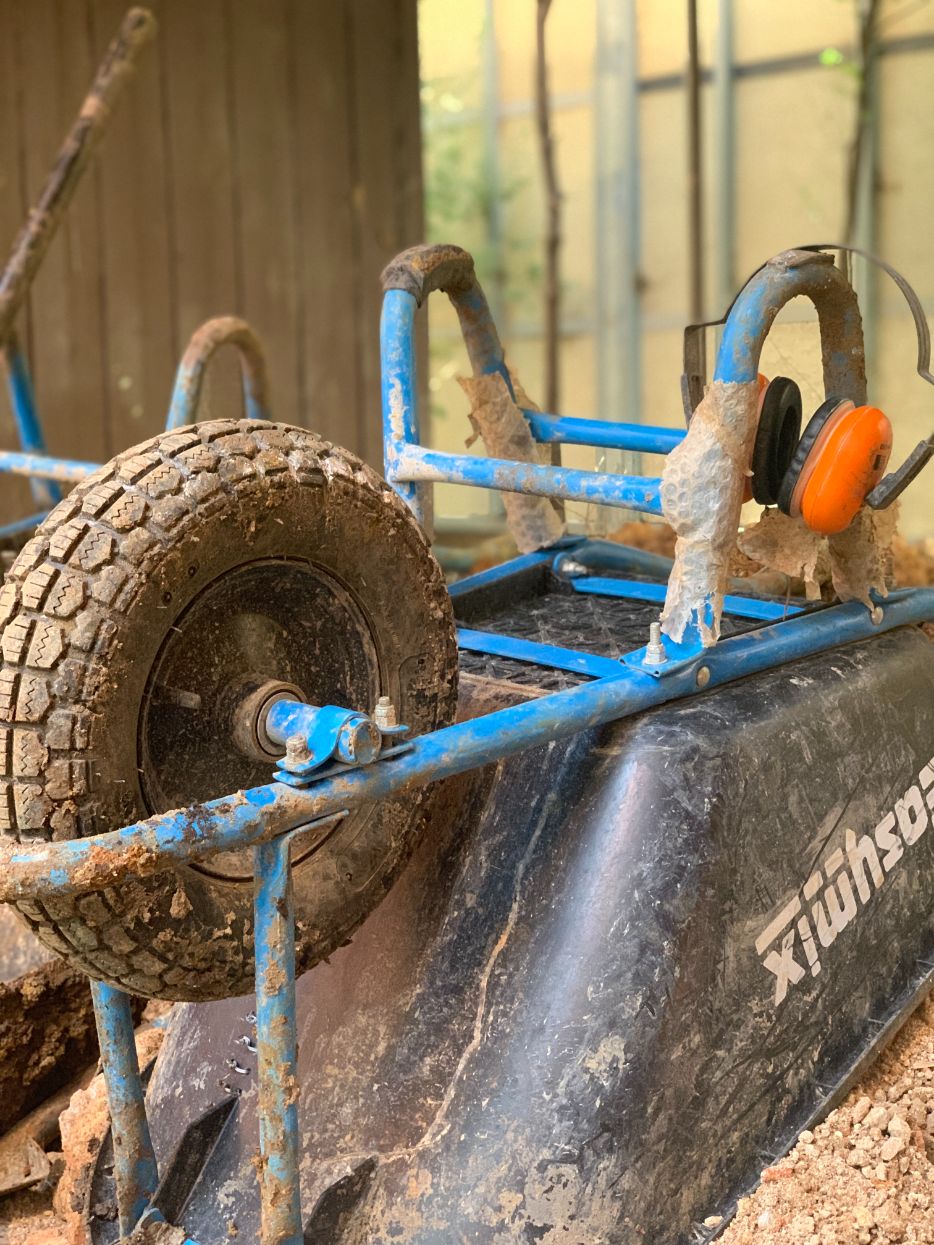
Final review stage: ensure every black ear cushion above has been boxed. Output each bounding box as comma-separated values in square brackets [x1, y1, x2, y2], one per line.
[751, 377, 802, 505]
[776, 396, 847, 515]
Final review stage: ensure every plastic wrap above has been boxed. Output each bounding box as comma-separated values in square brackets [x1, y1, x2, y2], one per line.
[660, 379, 760, 645]
[458, 370, 566, 552]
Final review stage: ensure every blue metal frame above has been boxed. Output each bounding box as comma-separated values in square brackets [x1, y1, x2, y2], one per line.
[380, 287, 669, 524]
[0, 316, 272, 515]
[569, 576, 803, 622]
[3, 337, 60, 508]
[253, 834, 303, 1245]
[1, 247, 932, 1245]
[90, 981, 160, 1235]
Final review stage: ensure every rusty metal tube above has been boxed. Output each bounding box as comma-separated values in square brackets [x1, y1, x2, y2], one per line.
[253, 835, 303, 1245]
[0, 8, 157, 345]
[166, 316, 271, 429]
[89, 981, 159, 1235]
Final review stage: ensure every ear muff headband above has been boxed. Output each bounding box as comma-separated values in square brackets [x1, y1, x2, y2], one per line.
[683, 244, 934, 510]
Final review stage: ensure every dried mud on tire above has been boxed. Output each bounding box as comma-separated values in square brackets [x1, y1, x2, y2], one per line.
[0, 420, 457, 1002]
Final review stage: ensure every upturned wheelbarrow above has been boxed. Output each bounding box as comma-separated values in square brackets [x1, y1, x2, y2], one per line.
[0, 18, 933, 1245]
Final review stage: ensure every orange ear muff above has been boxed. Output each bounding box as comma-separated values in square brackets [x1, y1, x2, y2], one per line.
[777, 398, 893, 535]
[750, 376, 802, 505]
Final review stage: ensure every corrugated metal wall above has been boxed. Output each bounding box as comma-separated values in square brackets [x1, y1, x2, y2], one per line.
[0, 0, 422, 524]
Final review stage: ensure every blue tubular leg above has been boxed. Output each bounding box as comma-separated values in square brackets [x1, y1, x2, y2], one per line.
[395, 445, 663, 515]
[90, 981, 159, 1235]
[0, 450, 99, 482]
[0, 510, 49, 539]
[381, 290, 427, 523]
[253, 836, 303, 1245]
[380, 248, 668, 523]
[3, 336, 60, 508]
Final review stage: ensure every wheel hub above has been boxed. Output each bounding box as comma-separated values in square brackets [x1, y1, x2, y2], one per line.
[138, 557, 380, 882]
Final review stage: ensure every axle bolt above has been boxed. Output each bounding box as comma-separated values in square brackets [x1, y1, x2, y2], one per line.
[644, 620, 667, 666]
[336, 717, 381, 766]
[374, 695, 398, 731]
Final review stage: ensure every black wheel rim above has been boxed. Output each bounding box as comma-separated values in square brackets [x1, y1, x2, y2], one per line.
[138, 558, 380, 881]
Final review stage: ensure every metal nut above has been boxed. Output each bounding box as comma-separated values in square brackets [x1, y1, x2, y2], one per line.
[373, 695, 398, 731]
[285, 733, 309, 763]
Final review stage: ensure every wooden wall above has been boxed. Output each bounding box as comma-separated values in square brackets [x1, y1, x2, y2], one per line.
[0, 0, 423, 524]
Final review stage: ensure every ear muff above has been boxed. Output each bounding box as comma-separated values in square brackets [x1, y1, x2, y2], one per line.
[750, 376, 802, 505]
[777, 398, 893, 535]
[742, 373, 772, 502]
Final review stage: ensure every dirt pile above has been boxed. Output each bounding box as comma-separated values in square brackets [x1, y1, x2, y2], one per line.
[0, 1014, 169, 1245]
[0, 955, 101, 1137]
[719, 997, 934, 1245]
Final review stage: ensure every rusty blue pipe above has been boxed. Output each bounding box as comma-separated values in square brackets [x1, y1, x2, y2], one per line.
[714, 249, 867, 398]
[253, 835, 303, 1245]
[166, 316, 270, 430]
[90, 981, 159, 1235]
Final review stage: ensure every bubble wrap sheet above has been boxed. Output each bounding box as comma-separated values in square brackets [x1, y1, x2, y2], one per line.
[660, 379, 760, 646]
[458, 369, 566, 553]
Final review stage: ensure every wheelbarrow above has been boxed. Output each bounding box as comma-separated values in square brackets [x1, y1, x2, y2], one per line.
[0, 233, 931, 1244]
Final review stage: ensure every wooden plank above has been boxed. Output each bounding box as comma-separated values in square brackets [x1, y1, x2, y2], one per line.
[91, 0, 176, 453]
[15, 0, 109, 467]
[158, 0, 241, 423]
[0, 0, 35, 523]
[346, 0, 424, 466]
[288, 0, 359, 449]
[228, 0, 300, 427]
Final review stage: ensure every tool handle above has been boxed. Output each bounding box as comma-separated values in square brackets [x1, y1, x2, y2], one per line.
[0, 7, 157, 343]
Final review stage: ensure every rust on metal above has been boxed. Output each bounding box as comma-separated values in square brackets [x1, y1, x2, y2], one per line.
[0, 8, 157, 344]
[169, 315, 271, 427]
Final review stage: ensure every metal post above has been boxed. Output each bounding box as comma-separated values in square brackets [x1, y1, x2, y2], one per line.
[712, 0, 735, 315]
[2, 335, 60, 509]
[482, 0, 508, 527]
[595, 0, 642, 497]
[0, 9, 156, 345]
[850, 0, 881, 378]
[686, 0, 704, 323]
[253, 836, 303, 1245]
[89, 981, 159, 1236]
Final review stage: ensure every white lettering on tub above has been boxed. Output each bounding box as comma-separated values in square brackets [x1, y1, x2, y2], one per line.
[754, 755, 934, 1005]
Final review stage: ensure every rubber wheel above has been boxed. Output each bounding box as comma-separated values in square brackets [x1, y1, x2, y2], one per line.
[0, 420, 458, 1001]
